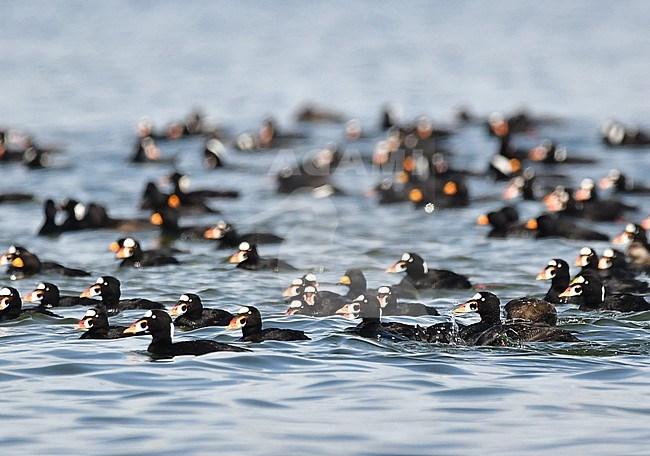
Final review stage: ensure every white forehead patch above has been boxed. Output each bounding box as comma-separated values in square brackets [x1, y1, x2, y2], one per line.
[0, 287, 11, 296]
[472, 292, 482, 300]
[304, 286, 316, 293]
[289, 300, 303, 308]
[401, 253, 411, 261]
[626, 223, 635, 233]
[574, 276, 586, 284]
[216, 221, 227, 229]
[8, 246, 17, 254]
[377, 286, 391, 294]
[238, 306, 250, 314]
[354, 295, 365, 302]
[144, 310, 153, 318]
[123, 238, 136, 248]
[580, 247, 592, 255]
[179, 294, 190, 302]
[37, 283, 46, 290]
[548, 260, 557, 267]
[603, 248, 614, 258]
[95, 277, 103, 284]
[85, 309, 97, 317]
[291, 278, 303, 286]
[239, 242, 251, 251]
[304, 273, 317, 282]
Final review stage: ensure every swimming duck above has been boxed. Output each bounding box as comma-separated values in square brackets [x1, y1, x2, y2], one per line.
[227, 306, 310, 342]
[560, 270, 650, 312]
[75, 308, 134, 339]
[228, 242, 296, 272]
[124, 309, 249, 358]
[80, 276, 165, 315]
[386, 252, 471, 293]
[169, 293, 234, 329]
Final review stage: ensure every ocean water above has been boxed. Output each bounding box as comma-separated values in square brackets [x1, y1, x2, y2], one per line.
[1, 1, 650, 454]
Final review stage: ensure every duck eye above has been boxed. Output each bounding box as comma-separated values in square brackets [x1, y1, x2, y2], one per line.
[86, 319, 94, 327]
[181, 304, 187, 312]
[352, 304, 360, 313]
[470, 303, 478, 310]
[138, 321, 148, 330]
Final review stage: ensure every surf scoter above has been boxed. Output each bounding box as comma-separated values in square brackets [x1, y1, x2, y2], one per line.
[24, 282, 96, 308]
[150, 206, 213, 240]
[297, 285, 346, 316]
[169, 293, 234, 329]
[281, 273, 319, 299]
[601, 119, 650, 146]
[167, 171, 239, 200]
[124, 309, 249, 358]
[597, 248, 638, 280]
[477, 206, 531, 238]
[575, 246, 648, 293]
[613, 223, 650, 267]
[386, 252, 471, 293]
[335, 294, 417, 342]
[227, 306, 310, 342]
[560, 270, 650, 312]
[375, 286, 439, 316]
[228, 242, 296, 272]
[339, 268, 375, 299]
[203, 221, 284, 249]
[80, 276, 165, 315]
[75, 308, 133, 339]
[37, 199, 64, 236]
[528, 139, 596, 165]
[1, 245, 90, 279]
[112, 237, 179, 268]
[536, 259, 574, 305]
[0, 286, 60, 321]
[525, 214, 609, 241]
[453, 292, 579, 345]
[599, 169, 650, 195]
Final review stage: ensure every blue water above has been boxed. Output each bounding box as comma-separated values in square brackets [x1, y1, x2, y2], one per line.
[1, 1, 650, 454]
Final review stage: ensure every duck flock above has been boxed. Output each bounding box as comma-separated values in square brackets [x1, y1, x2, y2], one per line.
[1, 105, 650, 359]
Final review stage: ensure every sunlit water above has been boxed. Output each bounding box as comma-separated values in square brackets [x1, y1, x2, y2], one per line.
[1, 1, 650, 454]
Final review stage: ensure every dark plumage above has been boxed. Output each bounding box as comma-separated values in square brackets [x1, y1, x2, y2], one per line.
[203, 221, 284, 249]
[169, 293, 233, 329]
[525, 214, 609, 241]
[24, 282, 96, 308]
[0, 286, 61, 321]
[386, 252, 471, 294]
[375, 286, 439, 316]
[125, 310, 249, 358]
[560, 270, 650, 312]
[536, 259, 576, 305]
[75, 308, 133, 339]
[227, 306, 310, 342]
[80, 276, 165, 315]
[228, 241, 295, 272]
[452, 292, 579, 345]
[504, 297, 557, 326]
[113, 237, 179, 268]
[1, 245, 90, 279]
[339, 268, 375, 300]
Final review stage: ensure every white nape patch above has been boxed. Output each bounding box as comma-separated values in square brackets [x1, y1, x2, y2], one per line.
[377, 286, 391, 294]
[304, 286, 316, 293]
[238, 306, 250, 314]
[422, 261, 429, 274]
[626, 223, 635, 233]
[548, 260, 557, 267]
[86, 309, 97, 317]
[169, 322, 174, 341]
[0, 287, 11, 296]
[601, 286, 606, 302]
[8, 246, 17, 254]
[289, 300, 303, 308]
[95, 277, 103, 284]
[603, 248, 614, 258]
[74, 203, 86, 221]
[123, 238, 136, 248]
[37, 283, 46, 290]
[144, 310, 153, 318]
[471, 292, 482, 300]
[304, 273, 317, 282]
[580, 247, 592, 255]
[400, 253, 411, 261]
[239, 241, 251, 251]
[179, 294, 190, 302]
[179, 175, 190, 192]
